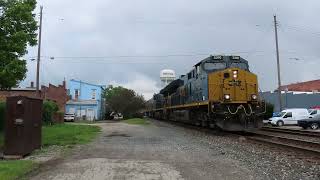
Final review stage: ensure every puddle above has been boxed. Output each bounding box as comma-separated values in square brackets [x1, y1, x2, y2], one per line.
[105, 132, 131, 138]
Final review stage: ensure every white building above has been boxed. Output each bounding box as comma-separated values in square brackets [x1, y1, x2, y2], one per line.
[160, 69, 176, 88]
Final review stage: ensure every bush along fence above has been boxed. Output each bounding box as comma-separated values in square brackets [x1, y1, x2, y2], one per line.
[42, 101, 60, 125]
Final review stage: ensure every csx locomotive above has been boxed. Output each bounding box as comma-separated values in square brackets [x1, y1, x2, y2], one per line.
[148, 55, 265, 131]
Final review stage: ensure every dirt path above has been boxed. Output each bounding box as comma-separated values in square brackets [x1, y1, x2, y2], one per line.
[29, 120, 258, 180]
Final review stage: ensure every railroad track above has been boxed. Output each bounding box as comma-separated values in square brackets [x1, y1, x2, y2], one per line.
[151, 118, 320, 156]
[261, 126, 320, 137]
[245, 129, 320, 155]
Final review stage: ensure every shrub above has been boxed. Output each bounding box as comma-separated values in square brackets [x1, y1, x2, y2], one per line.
[0, 102, 5, 131]
[264, 102, 274, 119]
[42, 101, 59, 125]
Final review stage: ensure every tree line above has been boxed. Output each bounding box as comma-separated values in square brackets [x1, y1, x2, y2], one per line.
[104, 85, 146, 119]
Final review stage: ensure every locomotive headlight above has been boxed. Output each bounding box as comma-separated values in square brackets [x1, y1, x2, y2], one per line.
[224, 94, 230, 100]
[233, 70, 238, 78]
[251, 94, 257, 100]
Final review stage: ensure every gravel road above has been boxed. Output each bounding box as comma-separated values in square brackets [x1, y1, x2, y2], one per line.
[29, 119, 320, 180]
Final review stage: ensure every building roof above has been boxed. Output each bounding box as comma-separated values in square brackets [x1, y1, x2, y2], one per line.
[280, 79, 320, 92]
[70, 79, 105, 89]
[10, 88, 37, 91]
[66, 100, 98, 105]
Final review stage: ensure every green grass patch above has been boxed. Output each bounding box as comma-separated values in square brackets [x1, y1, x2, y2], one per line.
[42, 124, 101, 147]
[0, 160, 36, 180]
[0, 124, 100, 180]
[123, 118, 149, 125]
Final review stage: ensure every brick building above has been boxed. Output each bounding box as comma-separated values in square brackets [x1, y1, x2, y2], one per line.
[0, 87, 37, 101]
[280, 79, 320, 93]
[41, 81, 68, 112]
[0, 81, 68, 112]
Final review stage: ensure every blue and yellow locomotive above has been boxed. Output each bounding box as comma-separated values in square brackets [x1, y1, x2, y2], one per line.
[149, 55, 265, 131]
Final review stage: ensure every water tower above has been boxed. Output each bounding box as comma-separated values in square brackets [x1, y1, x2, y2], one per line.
[160, 69, 176, 88]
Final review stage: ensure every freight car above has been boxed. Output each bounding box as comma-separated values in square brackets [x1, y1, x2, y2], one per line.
[148, 55, 265, 131]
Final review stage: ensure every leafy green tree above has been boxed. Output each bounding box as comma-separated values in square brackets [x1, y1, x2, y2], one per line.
[104, 85, 146, 118]
[0, 0, 38, 90]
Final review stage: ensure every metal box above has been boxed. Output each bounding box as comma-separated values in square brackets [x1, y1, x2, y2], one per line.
[4, 96, 43, 157]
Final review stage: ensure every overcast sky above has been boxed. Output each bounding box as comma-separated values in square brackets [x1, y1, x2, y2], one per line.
[22, 0, 320, 99]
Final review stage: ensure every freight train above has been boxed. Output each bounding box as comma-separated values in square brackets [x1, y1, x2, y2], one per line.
[147, 55, 265, 131]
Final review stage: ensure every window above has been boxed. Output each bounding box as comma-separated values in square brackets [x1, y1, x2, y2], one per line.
[92, 89, 96, 99]
[230, 62, 248, 70]
[75, 89, 80, 99]
[203, 62, 226, 71]
[284, 112, 292, 118]
[196, 65, 200, 74]
[310, 110, 317, 115]
[187, 72, 192, 79]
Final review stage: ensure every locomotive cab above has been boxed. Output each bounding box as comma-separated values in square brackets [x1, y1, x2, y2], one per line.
[205, 56, 264, 131]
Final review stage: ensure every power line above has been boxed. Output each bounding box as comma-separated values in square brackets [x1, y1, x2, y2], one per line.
[27, 50, 268, 61]
[279, 23, 320, 37]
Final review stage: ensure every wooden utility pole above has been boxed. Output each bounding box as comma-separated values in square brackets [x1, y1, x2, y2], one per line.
[36, 6, 43, 97]
[274, 15, 283, 111]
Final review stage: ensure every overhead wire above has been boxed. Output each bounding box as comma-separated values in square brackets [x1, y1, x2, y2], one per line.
[279, 23, 320, 37]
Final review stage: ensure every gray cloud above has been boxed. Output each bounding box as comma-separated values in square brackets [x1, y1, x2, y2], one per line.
[22, 0, 320, 99]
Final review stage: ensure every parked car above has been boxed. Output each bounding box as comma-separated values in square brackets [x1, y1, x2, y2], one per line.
[268, 108, 310, 126]
[113, 113, 123, 120]
[64, 113, 75, 122]
[298, 114, 320, 130]
[308, 109, 320, 117]
[110, 112, 123, 120]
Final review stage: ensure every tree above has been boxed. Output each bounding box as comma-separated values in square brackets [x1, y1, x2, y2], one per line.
[42, 100, 59, 124]
[0, 0, 38, 90]
[104, 85, 146, 118]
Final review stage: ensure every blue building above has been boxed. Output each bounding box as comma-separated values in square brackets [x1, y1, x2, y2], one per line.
[66, 79, 105, 121]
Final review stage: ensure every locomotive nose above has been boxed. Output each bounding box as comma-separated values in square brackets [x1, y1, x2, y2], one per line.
[208, 68, 258, 103]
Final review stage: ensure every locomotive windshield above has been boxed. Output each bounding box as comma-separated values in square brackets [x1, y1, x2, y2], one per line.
[230, 62, 248, 70]
[203, 62, 226, 71]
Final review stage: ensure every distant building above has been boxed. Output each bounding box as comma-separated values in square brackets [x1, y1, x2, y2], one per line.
[0, 81, 68, 112]
[41, 81, 68, 113]
[66, 79, 105, 121]
[160, 69, 175, 88]
[261, 79, 320, 111]
[279, 79, 320, 93]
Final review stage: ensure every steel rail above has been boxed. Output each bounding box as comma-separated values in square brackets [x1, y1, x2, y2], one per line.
[246, 131, 320, 154]
[261, 126, 320, 137]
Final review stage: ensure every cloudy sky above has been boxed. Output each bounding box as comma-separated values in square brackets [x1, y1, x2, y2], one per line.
[22, 0, 320, 99]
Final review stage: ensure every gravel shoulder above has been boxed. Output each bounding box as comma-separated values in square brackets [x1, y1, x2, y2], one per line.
[29, 119, 320, 180]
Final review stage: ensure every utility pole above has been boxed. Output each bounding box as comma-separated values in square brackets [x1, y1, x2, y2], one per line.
[274, 15, 283, 111]
[36, 6, 43, 97]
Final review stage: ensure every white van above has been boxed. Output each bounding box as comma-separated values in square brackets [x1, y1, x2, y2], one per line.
[269, 108, 310, 126]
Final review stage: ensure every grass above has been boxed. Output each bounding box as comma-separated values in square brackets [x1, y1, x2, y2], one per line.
[42, 124, 101, 147]
[0, 160, 36, 180]
[0, 124, 101, 180]
[123, 118, 149, 125]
